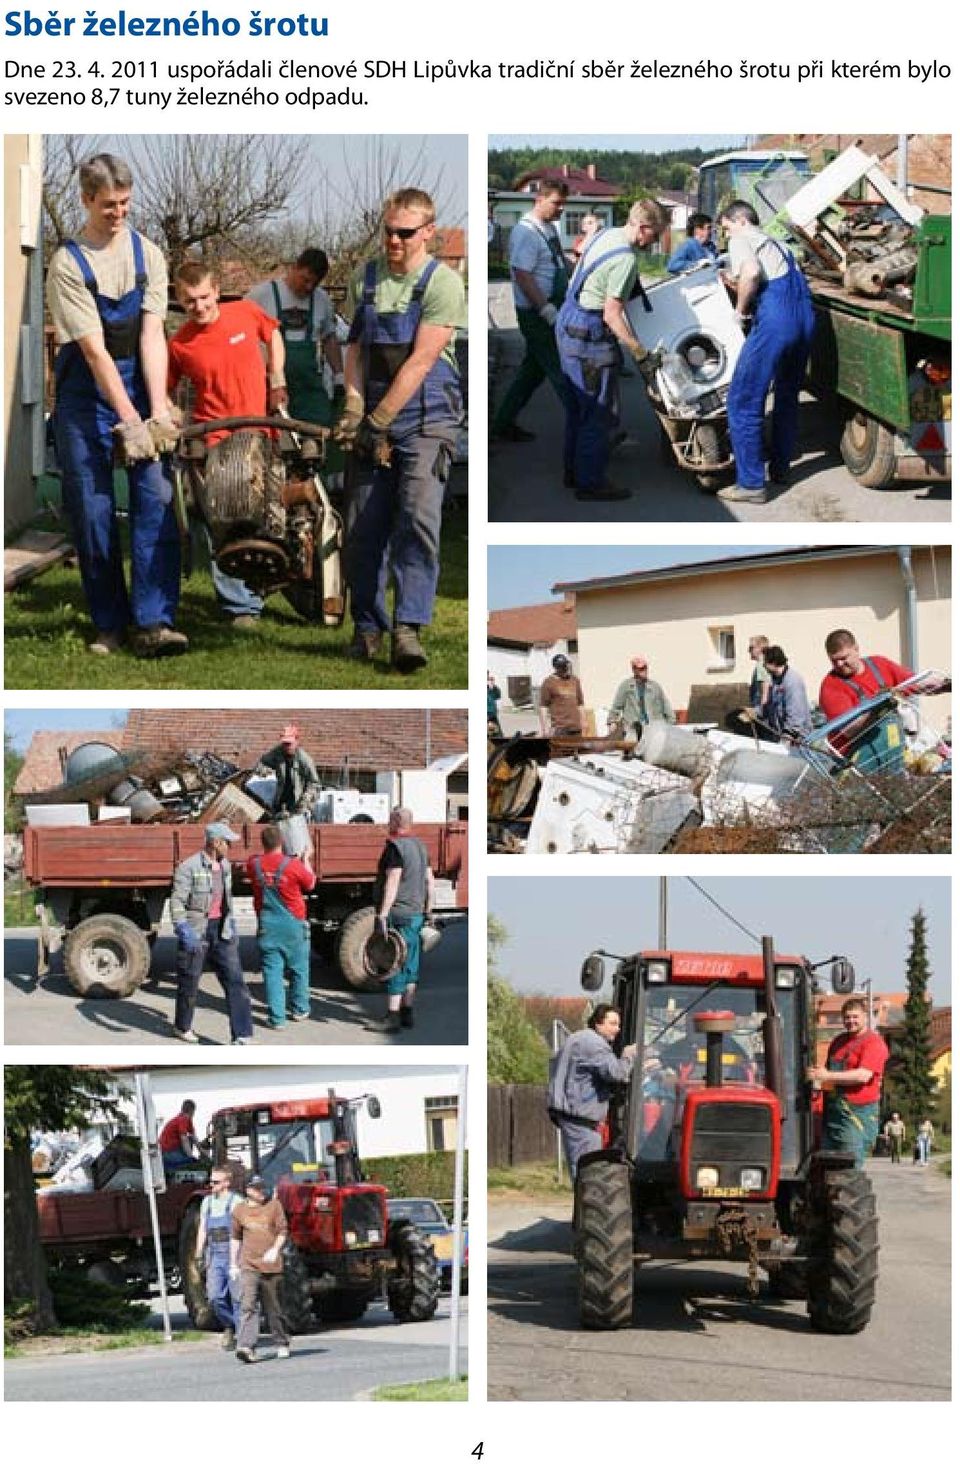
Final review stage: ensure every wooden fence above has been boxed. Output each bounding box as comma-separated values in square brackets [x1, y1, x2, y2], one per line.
[488, 1083, 556, 1168]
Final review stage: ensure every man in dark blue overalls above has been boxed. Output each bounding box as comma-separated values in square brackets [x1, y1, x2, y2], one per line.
[335, 188, 466, 673]
[555, 200, 665, 502]
[716, 201, 816, 506]
[46, 153, 185, 658]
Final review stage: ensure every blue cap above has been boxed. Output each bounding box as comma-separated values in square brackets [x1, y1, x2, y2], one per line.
[205, 821, 239, 843]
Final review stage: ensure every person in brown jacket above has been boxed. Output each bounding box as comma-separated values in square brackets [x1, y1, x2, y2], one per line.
[230, 1174, 290, 1362]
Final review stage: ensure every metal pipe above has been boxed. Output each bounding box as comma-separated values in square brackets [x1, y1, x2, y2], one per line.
[897, 546, 918, 669]
[658, 877, 668, 947]
[761, 935, 786, 1110]
[705, 1030, 724, 1088]
[447, 1064, 466, 1383]
[897, 135, 909, 193]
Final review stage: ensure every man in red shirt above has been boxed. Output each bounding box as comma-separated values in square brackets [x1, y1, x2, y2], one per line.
[168, 261, 287, 625]
[806, 998, 889, 1167]
[247, 824, 317, 1028]
[818, 627, 949, 771]
[159, 1099, 200, 1173]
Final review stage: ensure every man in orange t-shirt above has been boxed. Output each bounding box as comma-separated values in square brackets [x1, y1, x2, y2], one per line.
[167, 261, 286, 623]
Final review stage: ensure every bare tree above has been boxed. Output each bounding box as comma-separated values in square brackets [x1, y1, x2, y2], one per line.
[41, 133, 105, 256]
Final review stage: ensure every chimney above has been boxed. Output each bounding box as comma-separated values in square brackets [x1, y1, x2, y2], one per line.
[587, 163, 597, 180]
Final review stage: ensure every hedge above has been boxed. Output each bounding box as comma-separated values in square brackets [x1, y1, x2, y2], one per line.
[362, 1151, 469, 1209]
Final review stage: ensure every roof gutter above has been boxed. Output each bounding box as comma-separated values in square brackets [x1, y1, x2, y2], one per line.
[897, 546, 918, 669]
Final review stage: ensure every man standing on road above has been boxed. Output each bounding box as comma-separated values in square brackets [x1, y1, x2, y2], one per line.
[196, 1166, 242, 1349]
[247, 825, 317, 1029]
[547, 1004, 636, 1179]
[884, 1112, 906, 1163]
[608, 656, 675, 736]
[538, 654, 584, 736]
[335, 187, 466, 673]
[254, 724, 322, 817]
[159, 1099, 200, 1174]
[167, 261, 287, 628]
[807, 997, 889, 1168]
[818, 628, 950, 772]
[556, 200, 666, 502]
[230, 1175, 291, 1364]
[716, 200, 816, 506]
[170, 821, 254, 1045]
[491, 180, 571, 443]
[761, 645, 813, 742]
[247, 248, 343, 428]
[375, 807, 435, 1034]
[47, 152, 185, 659]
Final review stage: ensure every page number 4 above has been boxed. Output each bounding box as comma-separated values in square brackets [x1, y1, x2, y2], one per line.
[471, 1447, 484, 1460]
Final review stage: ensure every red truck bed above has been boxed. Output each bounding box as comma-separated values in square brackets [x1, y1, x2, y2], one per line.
[37, 1179, 201, 1247]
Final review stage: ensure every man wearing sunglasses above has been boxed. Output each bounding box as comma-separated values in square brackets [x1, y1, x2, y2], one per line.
[335, 188, 466, 673]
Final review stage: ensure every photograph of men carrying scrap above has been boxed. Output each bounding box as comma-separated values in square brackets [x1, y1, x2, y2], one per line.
[488, 133, 950, 524]
[4, 134, 468, 689]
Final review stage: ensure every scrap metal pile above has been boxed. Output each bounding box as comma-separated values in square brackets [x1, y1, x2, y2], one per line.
[488, 676, 950, 856]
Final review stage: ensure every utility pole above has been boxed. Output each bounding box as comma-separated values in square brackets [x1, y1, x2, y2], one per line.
[659, 877, 668, 948]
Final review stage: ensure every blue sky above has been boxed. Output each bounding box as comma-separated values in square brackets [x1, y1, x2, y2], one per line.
[488, 545, 797, 610]
[489, 875, 951, 1004]
[6, 710, 128, 753]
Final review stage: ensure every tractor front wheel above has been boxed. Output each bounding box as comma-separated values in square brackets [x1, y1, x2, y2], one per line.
[806, 1168, 879, 1334]
[387, 1220, 439, 1323]
[279, 1243, 318, 1334]
[576, 1160, 634, 1329]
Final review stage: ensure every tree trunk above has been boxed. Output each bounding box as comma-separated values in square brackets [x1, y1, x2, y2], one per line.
[4, 1136, 57, 1330]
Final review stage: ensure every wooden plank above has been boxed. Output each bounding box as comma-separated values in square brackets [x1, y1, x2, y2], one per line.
[4, 530, 74, 591]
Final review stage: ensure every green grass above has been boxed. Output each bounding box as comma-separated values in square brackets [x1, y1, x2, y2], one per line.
[488, 1162, 571, 1198]
[5, 501, 467, 691]
[5, 1327, 207, 1359]
[4, 880, 38, 929]
[372, 1376, 468, 1401]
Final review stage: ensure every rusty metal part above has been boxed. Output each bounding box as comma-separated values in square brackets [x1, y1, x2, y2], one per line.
[178, 415, 331, 443]
[843, 262, 884, 297]
[281, 476, 319, 509]
[715, 1206, 763, 1298]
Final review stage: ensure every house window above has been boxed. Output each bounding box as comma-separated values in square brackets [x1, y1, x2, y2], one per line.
[424, 1094, 459, 1153]
[708, 626, 736, 671]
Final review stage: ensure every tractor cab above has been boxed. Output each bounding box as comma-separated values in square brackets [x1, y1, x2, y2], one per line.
[210, 1092, 381, 1191]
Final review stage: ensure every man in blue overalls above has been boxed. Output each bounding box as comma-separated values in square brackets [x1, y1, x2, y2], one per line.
[716, 201, 816, 506]
[555, 200, 666, 502]
[196, 1166, 242, 1348]
[335, 188, 466, 673]
[247, 825, 317, 1029]
[46, 153, 185, 658]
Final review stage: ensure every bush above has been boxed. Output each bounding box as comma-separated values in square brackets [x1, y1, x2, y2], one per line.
[363, 1151, 468, 1207]
[49, 1270, 150, 1332]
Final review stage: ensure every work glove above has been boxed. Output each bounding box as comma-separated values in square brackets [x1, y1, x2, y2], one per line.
[353, 415, 393, 467]
[175, 922, 201, 952]
[147, 409, 182, 455]
[332, 386, 365, 447]
[268, 376, 289, 413]
[538, 302, 558, 327]
[629, 344, 663, 385]
[113, 416, 158, 465]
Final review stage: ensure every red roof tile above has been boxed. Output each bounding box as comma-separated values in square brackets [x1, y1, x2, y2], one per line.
[487, 599, 576, 647]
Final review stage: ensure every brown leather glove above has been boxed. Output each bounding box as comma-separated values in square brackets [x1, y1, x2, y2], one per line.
[332, 386, 365, 447]
[147, 412, 182, 454]
[629, 344, 663, 384]
[114, 417, 158, 465]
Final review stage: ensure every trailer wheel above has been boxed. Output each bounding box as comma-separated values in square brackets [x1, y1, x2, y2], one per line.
[63, 913, 151, 998]
[317, 1289, 373, 1325]
[806, 1169, 879, 1334]
[179, 1206, 217, 1331]
[279, 1243, 319, 1334]
[694, 422, 724, 491]
[576, 1160, 634, 1329]
[387, 1221, 440, 1323]
[337, 905, 381, 991]
[840, 410, 897, 488]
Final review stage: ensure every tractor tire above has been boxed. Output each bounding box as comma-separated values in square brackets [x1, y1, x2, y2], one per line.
[576, 1160, 634, 1330]
[179, 1206, 217, 1331]
[63, 913, 151, 999]
[336, 905, 382, 991]
[840, 410, 897, 488]
[317, 1289, 373, 1325]
[279, 1243, 319, 1334]
[806, 1169, 879, 1334]
[387, 1220, 440, 1323]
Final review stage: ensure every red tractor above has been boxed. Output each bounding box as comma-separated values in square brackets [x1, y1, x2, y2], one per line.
[572, 938, 879, 1333]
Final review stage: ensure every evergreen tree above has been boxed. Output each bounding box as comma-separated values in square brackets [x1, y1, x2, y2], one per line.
[884, 909, 937, 1130]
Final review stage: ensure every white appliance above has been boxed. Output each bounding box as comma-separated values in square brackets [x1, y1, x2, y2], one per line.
[625, 264, 745, 414]
[313, 790, 390, 825]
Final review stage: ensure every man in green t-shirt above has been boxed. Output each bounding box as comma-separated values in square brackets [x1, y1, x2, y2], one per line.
[335, 188, 466, 673]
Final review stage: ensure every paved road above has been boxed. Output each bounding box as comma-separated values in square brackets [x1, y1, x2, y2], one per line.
[487, 1160, 950, 1401]
[4, 914, 468, 1048]
[4, 1295, 467, 1401]
[488, 284, 951, 525]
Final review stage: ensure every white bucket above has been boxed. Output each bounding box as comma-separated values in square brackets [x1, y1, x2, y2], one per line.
[278, 814, 311, 858]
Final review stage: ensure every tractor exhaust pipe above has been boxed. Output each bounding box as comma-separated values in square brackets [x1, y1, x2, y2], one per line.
[761, 935, 786, 1111]
[705, 1029, 724, 1088]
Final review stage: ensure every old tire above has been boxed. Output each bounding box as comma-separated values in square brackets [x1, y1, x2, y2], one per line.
[279, 1243, 318, 1334]
[337, 905, 381, 991]
[694, 422, 724, 491]
[387, 1220, 440, 1323]
[317, 1289, 372, 1325]
[179, 1205, 217, 1331]
[840, 410, 897, 488]
[63, 913, 151, 999]
[576, 1160, 634, 1329]
[806, 1169, 879, 1334]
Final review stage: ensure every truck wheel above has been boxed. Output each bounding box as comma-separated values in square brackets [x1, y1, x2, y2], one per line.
[840, 410, 897, 488]
[577, 1160, 634, 1329]
[806, 1169, 879, 1334]
[63, 914, 151, 999]
[387, 1220, 439, 1323]
[279, 1243, 318, 1334]
[317, 1289, 372, 1324]
[337, 906, 381, 991]
[179, 1206, 216, 1331]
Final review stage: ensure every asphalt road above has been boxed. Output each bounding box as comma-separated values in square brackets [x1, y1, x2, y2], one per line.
[3, 913, 468, 1048]
[4, 1294, 467, 1402]
[488, 284, 951, 525]
[487, 1159, 950, 1402]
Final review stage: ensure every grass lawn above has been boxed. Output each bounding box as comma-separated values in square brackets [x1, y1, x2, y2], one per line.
[5, 1327, 207, 1359]
[5, 498, 468, 691]
[4, 880, 38, 929]
[488, 1162, 571, 1200]
[372, 1376, 468, 1401]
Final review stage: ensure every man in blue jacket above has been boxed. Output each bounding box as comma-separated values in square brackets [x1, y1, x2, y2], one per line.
[547, 1004, 636, 1178]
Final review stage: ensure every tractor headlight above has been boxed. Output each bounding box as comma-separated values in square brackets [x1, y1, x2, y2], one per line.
[367, 1228, 381, 1244]
[696, 1166, 720, 1189]
[740, 1168, 764, 1191]
[646, 959, 670, 984]
[344, 1229, 358, 1246]
[775, 965, 799, 989]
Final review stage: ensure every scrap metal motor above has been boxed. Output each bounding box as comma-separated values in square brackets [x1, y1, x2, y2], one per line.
[180, 416, 345, 626]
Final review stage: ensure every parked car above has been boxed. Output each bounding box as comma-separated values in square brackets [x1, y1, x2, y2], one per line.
[386, 1197, 468, 1292]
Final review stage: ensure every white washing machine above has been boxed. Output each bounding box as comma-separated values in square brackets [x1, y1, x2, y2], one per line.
[626, 263, 745, 414]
